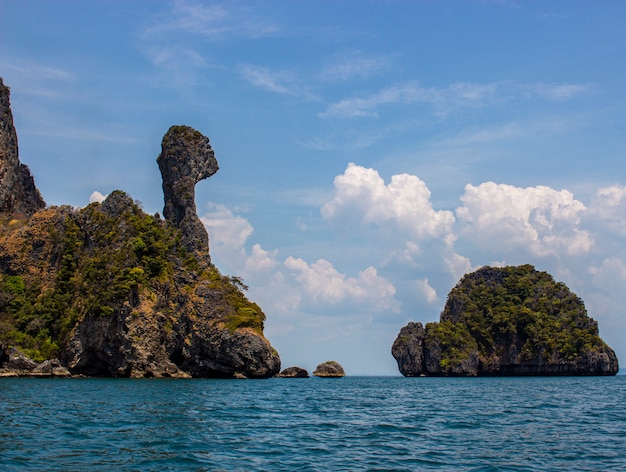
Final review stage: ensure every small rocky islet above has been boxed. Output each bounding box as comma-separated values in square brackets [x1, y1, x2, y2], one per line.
[313, 360, 346, 378]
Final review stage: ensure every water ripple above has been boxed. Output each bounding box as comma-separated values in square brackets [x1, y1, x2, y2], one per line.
[1, 376, 625, 470]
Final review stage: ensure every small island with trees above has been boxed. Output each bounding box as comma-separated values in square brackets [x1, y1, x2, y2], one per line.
[392, 265, 618, 376]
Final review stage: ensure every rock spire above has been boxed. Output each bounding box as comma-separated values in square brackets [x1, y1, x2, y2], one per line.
[0, 78, 45, 217]
[157, 125, 219, 257]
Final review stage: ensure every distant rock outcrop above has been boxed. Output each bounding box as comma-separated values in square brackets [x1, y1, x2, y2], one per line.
[157, 125, 218, 257]
[0, 79, 280, 378]
[313, 360, 345, 377]
[392, 265, 619, 376]
[278, 366, 309, 378]
[0, 78, 45, 218]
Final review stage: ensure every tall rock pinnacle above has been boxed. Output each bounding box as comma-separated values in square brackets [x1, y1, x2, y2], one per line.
[0, 78, 46, 218]
[157, 125, 219, 256]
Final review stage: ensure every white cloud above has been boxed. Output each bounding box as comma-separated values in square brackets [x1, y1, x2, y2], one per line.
[589, 257, 626, 294]
[444, 252, 474, 282]
[146, 46, 206, 69]
[322, 163, 455, 239]
[521, 82, 591, 101]
[319, 81, 432, 118]
[237, 64, 297, 95]
[200, 203, 254, 270]
[320, 52, 391, 82]
[244, 244, 279, 274]
[200, 202, 398, 314]
[284, 256, 397, 311]
[415, 278, 438, 304]
[320, 80, 590, 119]
[89, 191, 107, 204]
[143, 0, 278, 40]
[589, 184, 626, 236]
[456, 182, 592, 257]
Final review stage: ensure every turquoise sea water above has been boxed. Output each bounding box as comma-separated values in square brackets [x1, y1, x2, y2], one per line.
[1, 376, 625, 471]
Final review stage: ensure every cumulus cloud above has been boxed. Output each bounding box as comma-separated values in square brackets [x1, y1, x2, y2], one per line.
[456, 182, 592, 257]
[321, 163, 455, 239]
[589, 184, 626, 236]
[284, 256, 398, 311]
[200, 203, 254, 270]
[200, 202, 398, 314]
[589, 257, 626, 294]
[89, 191, 107, 203]
[415, 278, 438, 304]
[244, 243, 279, 274]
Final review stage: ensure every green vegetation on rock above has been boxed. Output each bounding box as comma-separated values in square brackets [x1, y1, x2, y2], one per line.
[0, 192, 266, 362]
[392, 264, 618, 376]
[439, 265, 605, 367]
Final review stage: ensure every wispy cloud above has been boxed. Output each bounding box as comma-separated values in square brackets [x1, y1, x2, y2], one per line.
[237, 64, 298, 95]
[0, 57, 75, 98]
[320, 80, 591, 119]
[142, 0, 279, 40]
[319, 82, 433, 118]
[319, 52, 392, 82]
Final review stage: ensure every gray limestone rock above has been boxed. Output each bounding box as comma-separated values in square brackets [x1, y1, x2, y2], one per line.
[157, 125, 218, 257]
[0, 78, 45, 218]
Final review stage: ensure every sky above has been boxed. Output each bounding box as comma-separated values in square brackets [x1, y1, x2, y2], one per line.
[1, 1, 625, 375]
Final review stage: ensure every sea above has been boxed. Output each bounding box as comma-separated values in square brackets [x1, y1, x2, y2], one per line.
[1, 376, 625, 471]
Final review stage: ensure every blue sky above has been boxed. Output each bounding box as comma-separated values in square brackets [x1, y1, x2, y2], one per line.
[2, 1, 625, 375]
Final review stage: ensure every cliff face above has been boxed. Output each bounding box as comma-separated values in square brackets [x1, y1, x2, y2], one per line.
[0, 78, 45, 218]
[0, 79, 280, 378]
[392, 265, 619, 376]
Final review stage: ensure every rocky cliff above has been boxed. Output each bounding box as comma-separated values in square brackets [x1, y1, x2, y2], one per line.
[0, 78, 45, 218]
[0, 78, 280, 378]
[392, 265, 618, 376]
[157, 125, 218, 257]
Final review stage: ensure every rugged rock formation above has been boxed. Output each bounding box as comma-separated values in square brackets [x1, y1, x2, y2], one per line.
[391, 322, 426, 376]
[313, 360, 345, 377]
[0, 78, 45, 218]
[0, 344, 70, 377]
[278, 366, 309, 378]
[392, 265, 619, 376]
[0, 80, 280, 378]
[157, 125, 218, 257]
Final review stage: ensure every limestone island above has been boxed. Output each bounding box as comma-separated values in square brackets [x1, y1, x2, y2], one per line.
[0, 78, 280, 378]
[313, 360, 345, 377]
[392, 265, 618, 376]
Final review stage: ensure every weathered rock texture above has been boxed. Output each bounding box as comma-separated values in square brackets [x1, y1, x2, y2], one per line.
[313, 360, 345, 377]
[157, 125, 218, 257]
[392, 265, 619, 376]
[0, 78, 45, 218]
[278, 366, 309, 378]
[0, 81, 280, 378]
